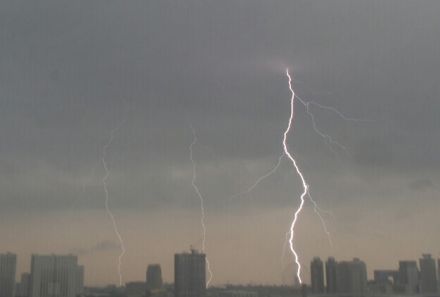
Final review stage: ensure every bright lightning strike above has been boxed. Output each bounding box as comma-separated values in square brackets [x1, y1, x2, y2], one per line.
[189, 127, 214, 287]
[102, 127, 126, 287]
[230, 68, 363, 282]
[284, 68, 309, 284]
[230, 83, 362, 198]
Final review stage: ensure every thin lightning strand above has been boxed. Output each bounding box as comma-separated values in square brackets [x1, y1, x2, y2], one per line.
[307, 100, 370, 122]
[189, 132, 207, 251]
[307, 192, 333, 247]
[189, 127, 214, 287]
[230, 155, 284, 200]
[284, 68, 308, 284]
[293, 79, 371, 122]
[295, 95, 347, 153]
[102, 127, 126, 287]
[295, 93, 374, 153]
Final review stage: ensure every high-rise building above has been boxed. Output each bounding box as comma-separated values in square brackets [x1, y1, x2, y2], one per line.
[146, 264, 163, 290]
[336, 258, 367, 297]
[310, 257, 324, 294]
[29, 254, 84, 297]
[438, 259, 440, 286]
[419, 254, 437, 294]
[325, 257, 337, 294]
[398, 261, 419, 294]
[174, 249, 206, 297]
[16, 273, 31, 297]
[336, 261, 351, 295]
[76, 266, 84, 296]
[0, 253, 17, 297]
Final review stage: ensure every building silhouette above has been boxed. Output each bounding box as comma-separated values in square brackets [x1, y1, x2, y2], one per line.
[29, 254, 84, 297]
[325, 257, 337, 294]
[76, 265, 84, 296]
[398, 261, 419, 294]
[335, 258, 367, 297]
[438, 259, 440, 286]
[174, 249, 206, 297]
[310, 257, 324, 294]
[419, 254, 438, 294]
[146, 264, 163, 290]
[0, 253, 17, 297]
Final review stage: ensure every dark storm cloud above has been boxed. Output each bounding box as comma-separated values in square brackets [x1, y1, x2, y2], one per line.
[0, 0, 439, 214]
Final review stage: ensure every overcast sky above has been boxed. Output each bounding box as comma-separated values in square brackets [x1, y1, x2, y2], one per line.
[1, 0, 439, 286]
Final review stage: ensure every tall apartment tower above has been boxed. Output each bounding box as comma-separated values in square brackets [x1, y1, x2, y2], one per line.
[398, 261, 419, 294]
[438, 259, 440, 287]
[0, 253, 17, 297]
[419, 254, 438, 294]
[174, 249, 206, 297]
[29, 254, 84, 297]
[325, 257, 338, 294]
[76, 266, 84, 296]
[336, 258, 367, 297]
[146, 264, 163, 290]
[310, 257, 324, 294]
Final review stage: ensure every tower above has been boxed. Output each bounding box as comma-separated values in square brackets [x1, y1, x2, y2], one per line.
[325, 257, 337, 294]
[0, 253, 17, 297]
[174, 249, 206, 297]
[398, 261, 419, 294]
[335, 258, 367, 297]
[146, 264, 163, 290]
[419, 254, 437, 294]
[310, 257, 324, 294]
[29, 254, 83, 297]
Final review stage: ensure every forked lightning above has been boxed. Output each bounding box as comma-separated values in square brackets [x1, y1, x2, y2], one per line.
[102, 126, 126, 287]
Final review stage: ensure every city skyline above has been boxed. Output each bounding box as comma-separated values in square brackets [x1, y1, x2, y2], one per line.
[1, 0, 439, 287]
[4, 251, 440, 289]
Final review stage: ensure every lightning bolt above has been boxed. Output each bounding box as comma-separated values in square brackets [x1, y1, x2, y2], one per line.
[283, 68, 308, 284]
[226, 68, 370, 285]
[101, 125, 126, 287]
[189, 126, 214, 287]
[231, 80, 367, 198]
